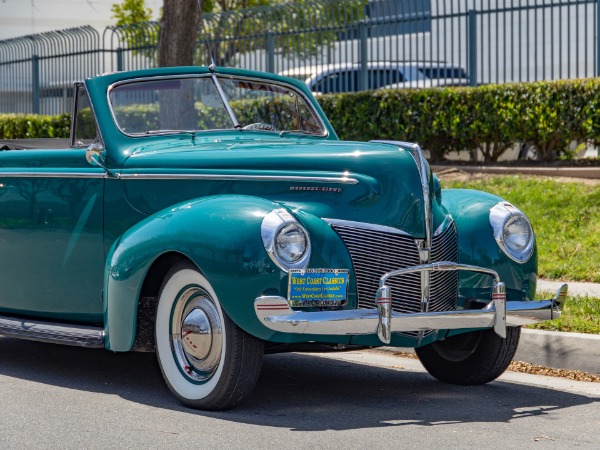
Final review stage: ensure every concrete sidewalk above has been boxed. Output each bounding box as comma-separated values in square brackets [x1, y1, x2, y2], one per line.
[432, 164, 600, 180]
[538, 279, 600, 297]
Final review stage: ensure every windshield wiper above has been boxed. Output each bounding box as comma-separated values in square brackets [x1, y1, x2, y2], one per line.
[278, 130, 322, 137]
[144, 130, 195, 136]
[144, 130, 198, 142]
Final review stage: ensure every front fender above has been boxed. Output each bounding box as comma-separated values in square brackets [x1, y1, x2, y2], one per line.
[104, 195, 282, 351]
[442, 189, 537, 303]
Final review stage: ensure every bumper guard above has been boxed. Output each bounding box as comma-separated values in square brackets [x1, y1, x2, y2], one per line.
[254, 262, 567, 345]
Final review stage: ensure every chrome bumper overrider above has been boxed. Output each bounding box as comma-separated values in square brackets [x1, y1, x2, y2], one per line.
[254, 262, 568, 344]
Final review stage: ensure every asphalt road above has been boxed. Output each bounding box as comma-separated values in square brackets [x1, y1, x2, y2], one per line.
[0, 337, 599, 449]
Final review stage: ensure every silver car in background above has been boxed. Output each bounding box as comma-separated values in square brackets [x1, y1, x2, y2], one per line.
[279, 61, 469, 94]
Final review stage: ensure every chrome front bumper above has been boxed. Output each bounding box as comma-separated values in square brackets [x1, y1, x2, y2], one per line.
[254, 262, 567, 345]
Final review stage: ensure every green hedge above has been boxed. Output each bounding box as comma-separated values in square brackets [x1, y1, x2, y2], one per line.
[2, 79, 599, 162]
[318, 78, 600, 162]
[0, 113, 70, 140]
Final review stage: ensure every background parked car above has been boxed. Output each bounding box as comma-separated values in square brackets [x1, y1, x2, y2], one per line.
[279, 61, 469, 94]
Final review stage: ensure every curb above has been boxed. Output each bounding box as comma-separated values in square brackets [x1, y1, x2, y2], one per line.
[514, 329, 600, 375]
[380, 329, 600, 376]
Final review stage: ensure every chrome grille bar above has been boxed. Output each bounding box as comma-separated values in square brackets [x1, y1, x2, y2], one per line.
[430, 221, 459, 312]
[327, 218, 459, 324]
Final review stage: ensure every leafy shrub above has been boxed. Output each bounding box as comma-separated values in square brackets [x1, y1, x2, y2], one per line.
[0, 113, 70, 139]
[319, 78, 600, 161]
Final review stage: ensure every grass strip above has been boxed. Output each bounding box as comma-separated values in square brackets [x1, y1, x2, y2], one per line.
[528, 293, 600, 334]
[443, 175, 600, 282]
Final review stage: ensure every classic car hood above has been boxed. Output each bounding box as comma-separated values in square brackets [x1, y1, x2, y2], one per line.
[119, 137, 435, 237]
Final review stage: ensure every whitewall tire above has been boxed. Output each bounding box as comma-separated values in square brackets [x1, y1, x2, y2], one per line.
[155, 262, 263, 410]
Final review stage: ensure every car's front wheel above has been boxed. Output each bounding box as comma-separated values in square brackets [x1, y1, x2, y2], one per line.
[155, 262, 263, 410]
[415, 327, 520, 385]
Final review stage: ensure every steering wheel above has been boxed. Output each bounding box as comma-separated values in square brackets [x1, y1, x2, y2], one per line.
[242, 122, 279, 132]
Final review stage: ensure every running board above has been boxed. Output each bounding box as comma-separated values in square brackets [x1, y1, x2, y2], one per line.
[0, 315, 105, 348]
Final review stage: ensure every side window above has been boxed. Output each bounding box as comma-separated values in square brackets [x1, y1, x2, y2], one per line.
[71, 85, 99, 148]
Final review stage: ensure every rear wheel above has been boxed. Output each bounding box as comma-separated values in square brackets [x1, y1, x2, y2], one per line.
[415, 327, 520, 385]
[155, 262, 263, 410]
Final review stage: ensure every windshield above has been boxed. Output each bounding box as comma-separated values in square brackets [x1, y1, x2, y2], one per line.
[108, 75, 326, 136]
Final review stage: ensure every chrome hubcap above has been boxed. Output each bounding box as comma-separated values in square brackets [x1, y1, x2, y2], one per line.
[181, 308, 212, 360]
[171, 287, 223, 382]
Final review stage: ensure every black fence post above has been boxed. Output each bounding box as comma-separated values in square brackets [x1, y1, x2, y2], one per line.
[359, 20, 368, 91]
[266, 32, 275, 74]
[597, 0, 600, 77]
[468, 9, 477, 87]
[32, 54, 39, 114]
[117, 47, 124, 72]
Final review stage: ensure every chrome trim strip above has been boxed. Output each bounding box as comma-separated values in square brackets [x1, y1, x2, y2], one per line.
[0, 172, 106, 179]
[0, 172, 360, 183]
[119, 173, 359, 184]
[211, 73, 240, 128]
[0, 315, 105, 348]
[323, 218, 413, 237]
[434, 216, 454, 237]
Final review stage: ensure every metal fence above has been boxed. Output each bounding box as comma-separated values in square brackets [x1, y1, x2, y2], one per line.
[0, 26, 103, 115]
[1, 0, 599, 115]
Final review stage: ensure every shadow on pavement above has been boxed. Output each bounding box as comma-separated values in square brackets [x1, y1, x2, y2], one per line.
[0, 337, 595, 431]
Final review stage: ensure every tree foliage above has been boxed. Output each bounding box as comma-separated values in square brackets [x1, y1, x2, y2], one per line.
[110, 0, 365, 68]
[200, 0, 365, 67]
[111, 0, 153, 25]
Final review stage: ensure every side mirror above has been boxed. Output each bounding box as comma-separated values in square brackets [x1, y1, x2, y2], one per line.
[86, 142, 117, 178]
[85, 141, 104, 166]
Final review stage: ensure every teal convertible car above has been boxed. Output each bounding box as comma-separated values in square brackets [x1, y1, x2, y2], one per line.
[0, 65, 566, 410]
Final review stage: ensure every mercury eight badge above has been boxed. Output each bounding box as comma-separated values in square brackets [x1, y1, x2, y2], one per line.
[0, 65, 567, 410]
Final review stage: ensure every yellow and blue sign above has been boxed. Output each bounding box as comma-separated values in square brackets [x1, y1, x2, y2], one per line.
[288, 268, 349, 307]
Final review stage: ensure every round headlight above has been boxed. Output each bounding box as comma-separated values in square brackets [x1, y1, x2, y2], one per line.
[503, 215, 532, 253]
[261, 209, 311, 271]
[490, 202, 535, 263]
[275, 223, 308, 263]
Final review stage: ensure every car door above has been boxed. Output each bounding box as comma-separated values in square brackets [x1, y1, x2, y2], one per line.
[0, 85, 105, 324]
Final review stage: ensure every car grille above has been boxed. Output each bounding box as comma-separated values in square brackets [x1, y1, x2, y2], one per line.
[329, 220, 459, 320]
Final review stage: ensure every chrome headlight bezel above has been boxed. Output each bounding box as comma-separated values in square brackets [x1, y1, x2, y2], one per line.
[261, 208, 311, 272]
[489, 201, 535, 263]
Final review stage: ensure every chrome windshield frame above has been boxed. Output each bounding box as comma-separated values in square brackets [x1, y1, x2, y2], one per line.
[106, 73, 329, 138]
